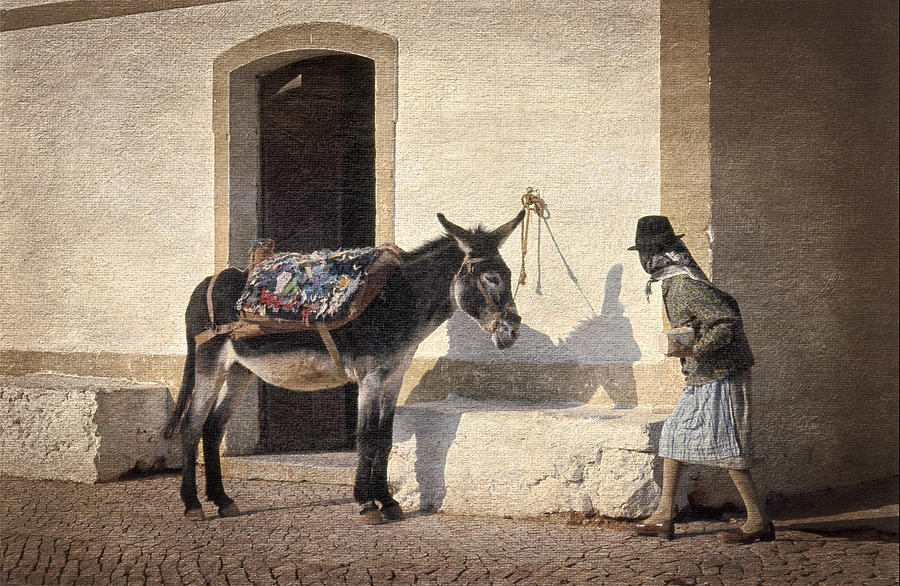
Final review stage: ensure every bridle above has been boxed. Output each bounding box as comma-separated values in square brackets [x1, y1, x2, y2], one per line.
[454, 255, 514, 334]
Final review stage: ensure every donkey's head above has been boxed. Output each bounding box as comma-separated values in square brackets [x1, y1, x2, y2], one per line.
[437, 210, 526, 350]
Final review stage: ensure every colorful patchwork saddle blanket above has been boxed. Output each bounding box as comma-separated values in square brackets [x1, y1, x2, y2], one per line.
[235, 244, 402, 333]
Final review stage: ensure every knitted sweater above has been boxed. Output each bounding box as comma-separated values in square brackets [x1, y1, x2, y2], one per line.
[661, 274, 754, 384]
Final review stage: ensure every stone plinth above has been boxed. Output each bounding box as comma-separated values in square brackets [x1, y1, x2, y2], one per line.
[0, 373, 180, 483]
[213, 396, 742, 519]
[388, 397, 734, 519]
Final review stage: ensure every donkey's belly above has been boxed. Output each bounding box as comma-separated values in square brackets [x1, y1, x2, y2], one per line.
[235, 350, 351, 391]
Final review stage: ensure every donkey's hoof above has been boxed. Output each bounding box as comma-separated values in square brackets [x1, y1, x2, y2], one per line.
[381, 503, 404, 522]
[184, 508, 206, 521]
[361, 508, 385, 525]
[219, 502, 242, 518]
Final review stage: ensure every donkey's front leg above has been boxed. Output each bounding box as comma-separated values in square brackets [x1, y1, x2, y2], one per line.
[353, 362, 407, 524]
[354, 382, 383, 524]
[372, 402, 402, 521]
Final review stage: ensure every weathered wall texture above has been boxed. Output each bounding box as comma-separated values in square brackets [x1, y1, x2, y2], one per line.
[2, 0, 898, 504]
[659, 0, 711, 273]
[0, 0, 670, 405]
[0, 374, 178, 482]
[708, 0, 899, 494]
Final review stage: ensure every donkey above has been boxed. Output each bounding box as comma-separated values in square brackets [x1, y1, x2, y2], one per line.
[164, 211, 525, 524]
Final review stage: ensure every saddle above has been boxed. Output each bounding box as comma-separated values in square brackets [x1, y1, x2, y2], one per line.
[195, 242, 403, 366]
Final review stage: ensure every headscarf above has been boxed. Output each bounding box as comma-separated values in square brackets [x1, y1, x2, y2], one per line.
[641, 239, 712, 300]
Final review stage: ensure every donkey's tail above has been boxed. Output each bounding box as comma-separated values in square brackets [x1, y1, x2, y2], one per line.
[163, 333, 196, 439]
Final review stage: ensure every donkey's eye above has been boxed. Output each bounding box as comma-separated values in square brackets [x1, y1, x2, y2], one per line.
[482, 272, 501, 288]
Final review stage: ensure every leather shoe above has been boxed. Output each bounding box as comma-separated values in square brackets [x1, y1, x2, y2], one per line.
[720, 521, 776, 544]
[633, 520, 675, 540]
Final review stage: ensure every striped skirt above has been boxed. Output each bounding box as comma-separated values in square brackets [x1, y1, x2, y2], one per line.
[657, 373, 752, 469]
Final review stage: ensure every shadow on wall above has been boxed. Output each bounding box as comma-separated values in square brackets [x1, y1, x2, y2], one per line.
[405, 264, 642, 405]
[561, 264, 641, 406]
[707, 0, 899, 495]
[395, 265, 646, 511]
[390, 406, 461, 513]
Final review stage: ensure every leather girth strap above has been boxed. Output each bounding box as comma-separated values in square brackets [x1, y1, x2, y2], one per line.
[301, 264, 346, 375]
[316, 323, 346, 374]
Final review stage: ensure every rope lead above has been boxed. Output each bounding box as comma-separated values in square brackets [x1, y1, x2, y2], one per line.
[515, 187, 548, 298]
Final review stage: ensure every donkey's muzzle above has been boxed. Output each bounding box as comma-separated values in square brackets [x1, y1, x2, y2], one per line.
[490, 307, 521, 350]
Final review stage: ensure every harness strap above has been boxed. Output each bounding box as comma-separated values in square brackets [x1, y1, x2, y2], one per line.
[317, 323, 347, 375]
[195, 270, 240, 345]
[206, 270, 220, 330]
[194, 322, 239, 346]
[301, 263, 348, 377]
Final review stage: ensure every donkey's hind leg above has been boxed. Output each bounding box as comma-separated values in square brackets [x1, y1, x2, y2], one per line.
[202, 363, 256, 517]
[179, 339, 228, 520]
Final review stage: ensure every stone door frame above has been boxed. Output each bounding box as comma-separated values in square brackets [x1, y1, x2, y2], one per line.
[212, 22, 398, 271]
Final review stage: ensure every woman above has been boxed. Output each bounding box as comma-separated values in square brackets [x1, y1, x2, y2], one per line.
[628, 215, 774, 543]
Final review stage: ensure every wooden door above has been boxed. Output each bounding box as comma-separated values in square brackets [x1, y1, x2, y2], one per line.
[256, 54, 375, 452]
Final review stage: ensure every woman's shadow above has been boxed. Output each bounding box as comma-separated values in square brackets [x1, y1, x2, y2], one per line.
[560, 263, 641, 407]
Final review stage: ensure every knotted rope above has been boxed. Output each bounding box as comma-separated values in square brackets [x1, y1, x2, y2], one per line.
[513, 187, 596, 315]
[515, 187, 548, 299]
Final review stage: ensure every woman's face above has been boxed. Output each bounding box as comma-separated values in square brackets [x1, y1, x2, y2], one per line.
[638, 246, 657, 274]
[638, 241, 689, 274]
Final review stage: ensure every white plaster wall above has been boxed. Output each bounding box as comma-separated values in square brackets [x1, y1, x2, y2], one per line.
[1, 1, 662, 368]
[393, 3, 662, 365]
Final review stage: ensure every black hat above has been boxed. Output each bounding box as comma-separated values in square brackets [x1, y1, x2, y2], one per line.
[627, 216, 685, 251]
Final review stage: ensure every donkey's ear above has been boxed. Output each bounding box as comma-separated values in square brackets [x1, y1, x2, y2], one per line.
[437, 213, 474, 254]
[490, 209, 526, 248]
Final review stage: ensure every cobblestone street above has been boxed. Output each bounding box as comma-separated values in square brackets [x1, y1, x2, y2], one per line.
[1, 474, 897, 585]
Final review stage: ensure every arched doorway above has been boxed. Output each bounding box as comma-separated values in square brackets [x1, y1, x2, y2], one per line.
[258, 54, 375, 252]
[258, 53, 375, 452]
[212, 24, 397, 454]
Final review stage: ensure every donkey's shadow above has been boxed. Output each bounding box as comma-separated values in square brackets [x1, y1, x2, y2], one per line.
[398, 264, 642, 511]
[443, 263, 641, 405]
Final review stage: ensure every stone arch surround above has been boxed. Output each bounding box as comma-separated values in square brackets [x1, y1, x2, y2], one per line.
[212, 23, 398, 270]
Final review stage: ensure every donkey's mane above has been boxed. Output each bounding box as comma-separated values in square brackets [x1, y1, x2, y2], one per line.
[394, 235, 461, 285]
[399, 225, 492, 263]
[399, 233, 454, 262]
[397, 223, 497, 274]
